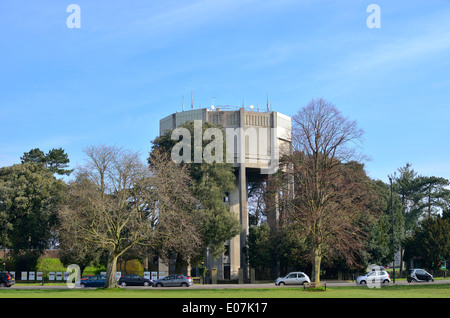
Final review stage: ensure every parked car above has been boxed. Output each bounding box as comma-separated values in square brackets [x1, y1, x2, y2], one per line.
[152, 274, 193, 287]
[118, 274, 152, 287]
[275, 272, 311, 286]
[79, 274, 106, 288]
[407, 269, 434, 283]
[356, 270, 390, 285]
[0, 272, 15, 288]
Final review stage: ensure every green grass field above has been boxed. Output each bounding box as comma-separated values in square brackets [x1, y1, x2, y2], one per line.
[0, 284, 449, 298]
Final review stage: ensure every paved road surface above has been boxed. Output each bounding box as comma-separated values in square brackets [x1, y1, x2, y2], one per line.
[6, 279, 450, 289]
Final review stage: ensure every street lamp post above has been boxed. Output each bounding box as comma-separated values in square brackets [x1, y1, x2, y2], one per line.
[389, 177, 396, 284]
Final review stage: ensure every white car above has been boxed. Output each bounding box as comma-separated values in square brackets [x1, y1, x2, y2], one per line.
[275, 272, 310, 286]
[356, 270, 390, 285]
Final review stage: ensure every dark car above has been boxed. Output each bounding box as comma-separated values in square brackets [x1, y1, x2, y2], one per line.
[0, 272, 15, 288]
[152, 274, 193, 287]
[407, 269, 434, 283]
[118, 274, 152, 287]
[79, 274, 106, 288]
[81, 275, 94, 281]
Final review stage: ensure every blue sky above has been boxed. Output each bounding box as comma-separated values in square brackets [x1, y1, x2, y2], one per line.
[1, 0, 449, 183]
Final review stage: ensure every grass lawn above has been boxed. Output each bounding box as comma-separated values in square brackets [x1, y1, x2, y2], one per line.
[0, 284, 449, 298]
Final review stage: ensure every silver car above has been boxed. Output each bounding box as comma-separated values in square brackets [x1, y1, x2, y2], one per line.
[356, 270, 390, 285]
[152, 274, 193, 287]
[275, 272, 311, 286]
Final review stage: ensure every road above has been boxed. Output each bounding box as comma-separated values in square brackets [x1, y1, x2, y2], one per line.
[7, 279, 450, 289]
[191, 279, 450, 289]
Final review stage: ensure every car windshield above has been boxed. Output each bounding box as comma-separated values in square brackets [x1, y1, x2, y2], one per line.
[366, 271, 381, 276]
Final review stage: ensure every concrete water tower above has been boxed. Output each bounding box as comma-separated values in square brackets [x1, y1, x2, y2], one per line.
[159, 103, 292, 280]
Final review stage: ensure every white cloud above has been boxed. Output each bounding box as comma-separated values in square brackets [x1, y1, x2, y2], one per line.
[328, 8, 450, 80]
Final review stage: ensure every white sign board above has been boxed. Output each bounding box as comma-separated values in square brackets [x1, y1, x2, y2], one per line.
[158, 272, 166, 279]
[394, 251, 402, 267]
[49, 272, 55, 280]
[116, 272, 121, 280]
[37, 272, 43, 281]
[21, 272, 27, 280]
[56, 272, 63, 281]
[144, 272, 150, 280]
[151, 272, 157, 281]
[29, 272, 35, 280]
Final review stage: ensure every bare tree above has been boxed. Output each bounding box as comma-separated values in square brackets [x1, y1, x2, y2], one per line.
[60, 145, 201, 288]
[292, 98, 365, 163]
[147, 149, 202, 262]
[284, 98, 370, 285]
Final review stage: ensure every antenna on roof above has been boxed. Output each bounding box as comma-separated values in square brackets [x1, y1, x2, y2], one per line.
[182, 96, 185, 111]
[267, 94, 270, 112]
[212, 96, 218, 110]
[191, 90, 194, 109]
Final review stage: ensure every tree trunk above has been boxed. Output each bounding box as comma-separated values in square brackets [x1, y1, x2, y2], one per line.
[313, 246, 322, 286]
[105, 253, 119, 288]
[175, 253, 185, 274]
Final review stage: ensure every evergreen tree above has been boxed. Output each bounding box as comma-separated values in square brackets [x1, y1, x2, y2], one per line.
[21, 147, 73, 176]
[366, 179, 403, 266]
[390, 163, 422, 232]
[0, 163, 67, 270]
[404, 216, 450, 269]
[416, 176, 450, 218]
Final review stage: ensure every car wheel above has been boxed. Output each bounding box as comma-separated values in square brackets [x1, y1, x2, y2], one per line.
[156, 283, 163, 287]
[80, 283, 86, 288]
[144, 282, 150, 286]
[0, 283, 6, 288]
[383, 280, 389, 284]
[121, 282, 127, 287]
[279, 282, 285, 286]
[181, 282, 188, 287]
[360, 280, 367, 285]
